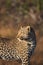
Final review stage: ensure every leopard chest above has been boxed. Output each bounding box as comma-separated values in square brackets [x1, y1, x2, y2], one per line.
[15, 40, 28, 57]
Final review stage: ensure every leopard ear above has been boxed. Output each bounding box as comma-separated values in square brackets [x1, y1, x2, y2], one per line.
[26, 26, 30, 32]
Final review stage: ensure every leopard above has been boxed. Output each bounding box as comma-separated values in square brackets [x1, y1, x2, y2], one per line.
[0, 26, 36, 65]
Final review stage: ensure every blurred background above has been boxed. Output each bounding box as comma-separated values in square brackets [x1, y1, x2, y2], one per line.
[0, 0, 43, 65]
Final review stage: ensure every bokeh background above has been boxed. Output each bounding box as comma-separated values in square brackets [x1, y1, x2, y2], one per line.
[0, 0, 43, 65]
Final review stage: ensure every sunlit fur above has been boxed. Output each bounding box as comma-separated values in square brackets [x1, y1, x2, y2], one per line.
[0, 26, 36, 65]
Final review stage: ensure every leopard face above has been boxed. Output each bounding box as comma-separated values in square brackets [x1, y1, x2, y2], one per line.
[17, 26, 31, 40]
[17, 26, 36, 43]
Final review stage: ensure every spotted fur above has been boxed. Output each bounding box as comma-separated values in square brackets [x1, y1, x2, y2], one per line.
[0, 26, 36, 65]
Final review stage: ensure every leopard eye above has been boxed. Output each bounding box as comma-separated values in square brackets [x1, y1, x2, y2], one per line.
[20, 37, 23, 40]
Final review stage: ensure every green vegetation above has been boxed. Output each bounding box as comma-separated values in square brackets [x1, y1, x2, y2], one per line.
[5, 0, 43, 12]
[5, 0, 11, 8]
